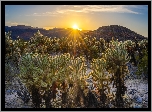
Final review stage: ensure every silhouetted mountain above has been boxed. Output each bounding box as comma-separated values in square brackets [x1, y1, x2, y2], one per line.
[5, 26, 77, 40]
[5, 25, 147, 41]
[5, 25, 43, 40]
[84, 25, 147, 42]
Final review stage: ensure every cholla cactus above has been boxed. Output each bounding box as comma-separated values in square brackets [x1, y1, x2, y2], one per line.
[28, 31, 51, 54]
[5, 32, 23, 68]
[124, 40, 136, 48]
[103, 40, 130, 108]
[19, 52, 72, 108]
[5, 32, 14, 56]
[105, 40, 130, 71]
[138, 39, 148, 49]
[51, 53, 71, 84]
[68, 56, 87, 106]
[68, 56, 87, 85]
[19, 53, 45, 89]
[19, 53, 71, 90]
[88, 58, 111, 106]
[88, 58, 110, 90]
[135, 39, 148, 77]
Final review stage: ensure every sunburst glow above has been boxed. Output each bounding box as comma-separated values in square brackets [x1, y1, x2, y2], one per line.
[72, 24, 79, 29]
[72, 24, 82, 31]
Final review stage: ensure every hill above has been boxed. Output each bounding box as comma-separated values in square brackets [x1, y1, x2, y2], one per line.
[84, 25, 147, 42]
[5, 25, 147, 41]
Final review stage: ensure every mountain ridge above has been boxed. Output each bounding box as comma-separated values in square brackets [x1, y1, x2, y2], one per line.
[5, 25, 147, 41]
[84, 25, 147, 41]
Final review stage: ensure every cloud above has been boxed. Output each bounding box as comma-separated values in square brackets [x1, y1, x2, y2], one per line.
[56, 5, 142, 14]
[43, 26, 55, 30]
[25, 5, 143, 17]
[5, 21, 30, 26]
[26, 11, 58, 17]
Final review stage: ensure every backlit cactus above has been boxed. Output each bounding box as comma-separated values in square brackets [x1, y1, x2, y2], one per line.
[19, 53, 71, 90]
[103, 39, 130, 108]
[67, 56, 87, 106]
[88, 58, 110, 89]
[18, 52, 73, 107]
[5, 29, 148, 108]
[135, 39, 148, 77]
[87, 58, 111, 106]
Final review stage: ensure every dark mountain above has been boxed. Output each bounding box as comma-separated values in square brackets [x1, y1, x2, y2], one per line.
[84, 25, 147, 42]
[5, 25, 147, 41]
[5, 25, 73, 40]
[5, 25, 43, 40]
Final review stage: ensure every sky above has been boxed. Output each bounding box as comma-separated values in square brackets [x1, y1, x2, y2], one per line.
[5, 5, 148, 37]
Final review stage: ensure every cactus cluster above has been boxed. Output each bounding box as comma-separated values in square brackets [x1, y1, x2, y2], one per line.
[5, 30, 148, 108]
[18, 52, 88, 107]
[19, 53, 70, 91]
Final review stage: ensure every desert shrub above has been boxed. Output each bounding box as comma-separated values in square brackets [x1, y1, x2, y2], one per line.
[103, 39, 130, 108]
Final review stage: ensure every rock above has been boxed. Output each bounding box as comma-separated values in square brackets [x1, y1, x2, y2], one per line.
[144, 94, 148, 102]
[133, 95, 142, 104]
[5, 89, 13, 95]
[128, 89, 137, 95]
[5, 77, 32, 108]
[21, 105, 32, 108]
[108, 103, 114, 108]
[5, 92, 24, 108]
[139, 93, 144, 97]
[134, 104, 142, 108]
[17, 90, 30, 104]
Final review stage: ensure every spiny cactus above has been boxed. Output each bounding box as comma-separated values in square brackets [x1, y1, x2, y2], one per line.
[124, 40, 136, 49]
[28, 31, 51, 54]
[18, 52, 72, 108]
[5, 32, 23, 69]
[88, 58, 111, 106]
[67, 56, 87, 106]
[126, 39, 148, 78]
[135, 48, 148, 77]
[103, 39, 130, 108]
[89, 58, 110, 89]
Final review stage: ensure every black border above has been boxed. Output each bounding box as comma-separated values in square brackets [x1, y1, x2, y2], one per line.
[1, 1, 151, 111]
[1, 1, 151, 5]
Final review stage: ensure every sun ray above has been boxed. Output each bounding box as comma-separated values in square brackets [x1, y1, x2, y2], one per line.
[64, 28, 89, 57]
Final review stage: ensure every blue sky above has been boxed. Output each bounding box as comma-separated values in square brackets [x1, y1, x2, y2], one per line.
[5, 5, 148, 37]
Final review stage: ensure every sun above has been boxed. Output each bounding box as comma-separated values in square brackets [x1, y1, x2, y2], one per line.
[72, 24, 82, 31]
[72, 24, 79, 30]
